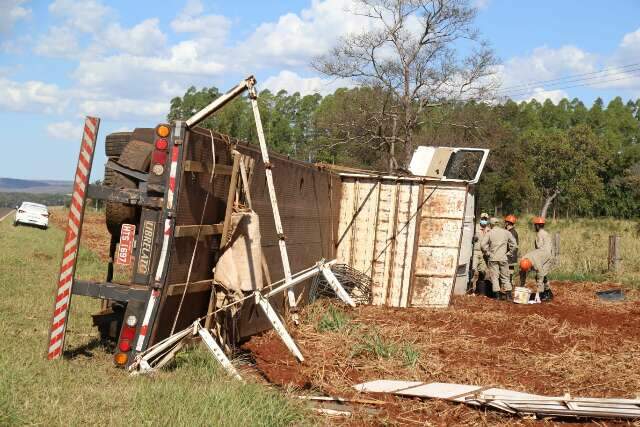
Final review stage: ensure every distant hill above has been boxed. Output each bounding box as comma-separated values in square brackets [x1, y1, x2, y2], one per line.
[0, 178, 72, 194]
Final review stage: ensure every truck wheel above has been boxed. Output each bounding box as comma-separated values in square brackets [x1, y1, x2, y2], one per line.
[105, 132, 132, 157]
[105, 140, 153, 235]
[103, 162, 116, 186]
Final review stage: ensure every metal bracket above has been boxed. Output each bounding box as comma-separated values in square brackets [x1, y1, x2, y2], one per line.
[87, 184, 163, 208]
[198, 326, 243, 380]
[106, 159, 148, 182]
[254, 292, 304, 362]
[320, 266, 357, 307]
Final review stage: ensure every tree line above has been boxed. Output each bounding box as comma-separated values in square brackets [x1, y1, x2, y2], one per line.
[168, 87, 640, 219]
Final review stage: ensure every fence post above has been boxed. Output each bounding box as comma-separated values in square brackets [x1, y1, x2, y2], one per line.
[553, 232, 560, 258]
[608, 235, 621, 273]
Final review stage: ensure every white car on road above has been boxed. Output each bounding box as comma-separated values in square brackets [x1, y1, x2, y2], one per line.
[14, 202, 49, 229]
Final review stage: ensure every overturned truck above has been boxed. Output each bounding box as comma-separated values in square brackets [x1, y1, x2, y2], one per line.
[46, 76, 488, 367]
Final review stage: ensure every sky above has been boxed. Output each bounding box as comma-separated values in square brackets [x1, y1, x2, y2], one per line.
[1, 0, 639, 180]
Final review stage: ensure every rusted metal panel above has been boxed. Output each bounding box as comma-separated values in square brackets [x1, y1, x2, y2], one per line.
[371, 181, 397, 304]
[417, 218, 463, 247]
[410, 183, 468, 307]
[336, 177, 421, 307]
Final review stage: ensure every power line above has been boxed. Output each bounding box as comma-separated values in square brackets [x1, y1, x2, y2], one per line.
[496, 62, 640, 93]
[499, 70, 640, 99]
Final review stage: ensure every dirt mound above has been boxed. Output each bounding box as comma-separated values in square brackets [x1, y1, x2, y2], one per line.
[243, 282, 640, 425]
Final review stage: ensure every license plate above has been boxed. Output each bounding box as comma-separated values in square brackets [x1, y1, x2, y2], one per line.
[116, 224, 136, 265]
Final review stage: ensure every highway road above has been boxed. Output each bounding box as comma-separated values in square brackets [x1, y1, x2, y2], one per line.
[0, 208, 15, 222]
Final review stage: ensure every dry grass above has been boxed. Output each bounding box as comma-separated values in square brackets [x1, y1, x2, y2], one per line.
[247, 285, 640, 425]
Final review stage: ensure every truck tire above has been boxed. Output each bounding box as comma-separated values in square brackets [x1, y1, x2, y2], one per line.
[103, 162, 116, 186]
[105, 132, 132, 157]
[105, 140, 153, 235]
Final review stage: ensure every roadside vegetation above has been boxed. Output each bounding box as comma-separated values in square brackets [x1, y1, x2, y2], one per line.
[0, 219, 310, 426]
[515, 216, 640, 285]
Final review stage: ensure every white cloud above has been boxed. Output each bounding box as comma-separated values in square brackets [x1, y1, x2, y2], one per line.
[263, 70, 351, 96]
[171, 0, 230, 38]
[49, 0, 109, 33]
[78, 98, 168, 120]
[0, 78, 65, 113]
[102, 19, 166, 55]
[236, 0, 371, 68]
[473, 0, 491, 10]
[0, 0, 31, 34]
[34, 26, 78, 58]
[46, 121, 81, 140]
[522, 87, 570, 104]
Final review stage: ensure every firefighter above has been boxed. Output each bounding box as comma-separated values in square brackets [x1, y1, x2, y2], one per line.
[470, 212, 490, 292]
[533, 216, 553, 254]
[481, 217, 518, 300]
[504, 214, 519, 286]
[523, 216, 554, 301]
[519, 249, 553, 301]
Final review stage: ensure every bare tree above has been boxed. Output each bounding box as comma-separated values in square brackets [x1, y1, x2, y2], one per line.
[313, 0, 497, 170]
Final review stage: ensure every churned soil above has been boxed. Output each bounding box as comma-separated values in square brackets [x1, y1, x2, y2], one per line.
[243, 282, 640, 426]
[50, 207, 112, 261]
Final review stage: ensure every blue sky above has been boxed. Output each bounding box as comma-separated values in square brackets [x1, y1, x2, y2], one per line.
[1, 0, 639, 180]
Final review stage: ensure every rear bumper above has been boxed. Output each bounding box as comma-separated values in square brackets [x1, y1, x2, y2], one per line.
[15, 216, 48, 227]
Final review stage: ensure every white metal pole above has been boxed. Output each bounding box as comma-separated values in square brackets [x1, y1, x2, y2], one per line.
[247, 83, 297, 313]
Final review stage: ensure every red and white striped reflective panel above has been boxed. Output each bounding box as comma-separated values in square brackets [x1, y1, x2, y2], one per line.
[135, 289, 160, 351]
[166, 145, 179, 209]
[47, 116, 100, 360]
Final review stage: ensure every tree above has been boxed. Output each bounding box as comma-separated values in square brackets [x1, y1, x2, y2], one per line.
[313, 0, 496, 170]
[527, 125, 607, 217]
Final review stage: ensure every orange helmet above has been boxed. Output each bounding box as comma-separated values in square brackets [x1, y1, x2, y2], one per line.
[519, 258, 533, 272]
[533, 216, 545, 225]
[504, 214, 517, 224]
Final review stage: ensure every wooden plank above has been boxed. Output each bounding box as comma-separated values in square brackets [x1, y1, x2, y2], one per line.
[183, 160, 232, 175]
[220, 153, 240, 248]
[166, 279, 213, 296]
[174, 223, 223, 238]
[400, 183, 420, 307]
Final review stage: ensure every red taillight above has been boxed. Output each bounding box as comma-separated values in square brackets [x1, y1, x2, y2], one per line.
[119, 339, 131, 352]
[155, 138, 168, 150]
[152, 150, 167, 165]
[120, 324, 136, 341]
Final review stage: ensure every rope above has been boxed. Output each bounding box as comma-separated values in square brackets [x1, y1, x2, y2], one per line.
[170, 129, 217, 335]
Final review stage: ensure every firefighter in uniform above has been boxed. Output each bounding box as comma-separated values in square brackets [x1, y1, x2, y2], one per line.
[470, 212, 490, 292]
[504, 215, 519, 287]
[519, 216, 554, 301]
[481, 217, 518, 300]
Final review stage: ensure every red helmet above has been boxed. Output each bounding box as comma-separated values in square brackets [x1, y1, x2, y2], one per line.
[533, 216, 545, 225]
[519, 258, 533, 272]
[504, 214, 517, 224]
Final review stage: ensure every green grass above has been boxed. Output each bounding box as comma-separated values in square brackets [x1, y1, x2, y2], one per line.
[0, 219, 310, 426]
[315, 305, 350, 332]
[515, 216, 640, 287]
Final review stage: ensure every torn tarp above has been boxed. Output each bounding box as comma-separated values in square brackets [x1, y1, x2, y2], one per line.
[214, 209, 263, 292]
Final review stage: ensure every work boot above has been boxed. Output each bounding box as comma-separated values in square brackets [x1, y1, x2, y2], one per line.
[505, 291, 513, 301]
[496, 292, 505, 301]
[541, 289, 554, 302]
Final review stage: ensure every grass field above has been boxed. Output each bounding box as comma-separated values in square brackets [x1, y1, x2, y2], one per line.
[515, 216, 640, 286]
[0, 218, 311, 426]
